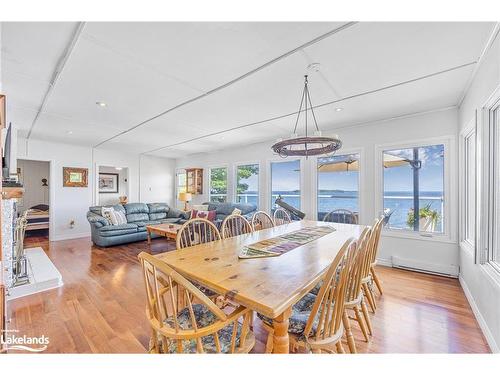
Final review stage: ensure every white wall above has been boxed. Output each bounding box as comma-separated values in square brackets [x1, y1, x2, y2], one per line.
[177, 107, 459, 275]
[17, 137, 176, 241]
[458, 31, 500, 352]
[98, 166, 128, 206]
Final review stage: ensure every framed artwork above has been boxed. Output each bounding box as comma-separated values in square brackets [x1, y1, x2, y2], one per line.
[99, 173, 119, 193]
[63, 167, 88, 187]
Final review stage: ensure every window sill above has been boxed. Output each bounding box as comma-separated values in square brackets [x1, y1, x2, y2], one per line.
[381, 229, 456, 244]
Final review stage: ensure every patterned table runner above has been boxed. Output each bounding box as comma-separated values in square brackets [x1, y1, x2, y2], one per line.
[239, 225, 336, 259]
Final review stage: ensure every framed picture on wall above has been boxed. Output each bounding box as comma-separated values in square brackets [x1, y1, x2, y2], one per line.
[63, 167, 88, 187]
[99, 173, 119, 193]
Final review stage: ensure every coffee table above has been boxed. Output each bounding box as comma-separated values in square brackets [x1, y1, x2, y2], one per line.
[146, 223, 182, 244]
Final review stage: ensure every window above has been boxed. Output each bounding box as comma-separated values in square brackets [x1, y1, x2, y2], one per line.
[209, 167, 228, 203]
[462, 129, 476, 247]
[317, 153, 360, 220]
[176, 169, 186, 208]
[235, 164, 259, 207]
[270, 160, 300, 211]
[382, 144, 445, 234]
[492, 105, 500, 265]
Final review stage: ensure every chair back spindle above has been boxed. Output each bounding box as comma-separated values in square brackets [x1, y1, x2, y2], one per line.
[273, 208, 292, 226]
[250, 211, 275, 231]
[323, 209, 357, 224]
[221, 214, 253, 239]
[176, 218, 221, 250]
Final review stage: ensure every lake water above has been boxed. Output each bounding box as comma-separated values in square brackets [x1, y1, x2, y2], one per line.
[238, 190, 444, 232]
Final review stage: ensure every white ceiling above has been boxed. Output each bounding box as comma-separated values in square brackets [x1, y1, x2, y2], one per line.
[1, 21, 495, 158]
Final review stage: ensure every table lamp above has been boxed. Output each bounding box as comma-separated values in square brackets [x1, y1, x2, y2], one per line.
[178, 192, 192, 211]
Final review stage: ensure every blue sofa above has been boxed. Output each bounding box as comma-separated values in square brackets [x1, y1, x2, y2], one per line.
[201, 202, 257, 226]
[87, 203, 189, 247]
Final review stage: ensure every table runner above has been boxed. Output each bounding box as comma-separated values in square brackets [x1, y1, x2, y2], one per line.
[239, 225, 335, 259]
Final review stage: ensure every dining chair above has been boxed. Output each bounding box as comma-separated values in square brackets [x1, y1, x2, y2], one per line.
[138, 252, 255, 353]
[250, 211, 275, 231]
[176, 218, 222, 301]
[342, 227, 373, 353]
[273, 207, 292, 226]
[323, 209, 358, 224]
[220, 214, 253, 239]
[258, 237, 357, 353]
[369, 216, 384, 295]
[176, 218, 221, 250]
[361, 218, 384, 313]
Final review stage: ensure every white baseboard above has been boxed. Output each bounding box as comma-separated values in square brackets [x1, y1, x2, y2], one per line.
[376, 257, 392, 267]
[392, 256, 459, 277]
[459, 275, 499, 353]
[51, 232, 90, 242]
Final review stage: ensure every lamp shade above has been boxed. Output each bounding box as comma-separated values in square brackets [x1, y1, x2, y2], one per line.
[178, 192, 192, 202]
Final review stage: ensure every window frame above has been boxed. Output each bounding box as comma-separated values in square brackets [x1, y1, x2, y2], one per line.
[208, 165, 229, 203]
[233, 161, 260, 208]
[478, 85, 500, 272]
[267, 157, 304, 214]
[312, 147, 364, 223]
[175, 168, 187, 209]
[374, 136, 456, 243]
[459, 115, 477, 255]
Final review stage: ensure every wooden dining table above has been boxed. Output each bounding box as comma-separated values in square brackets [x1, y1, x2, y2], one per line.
[155, 219, 366, 353]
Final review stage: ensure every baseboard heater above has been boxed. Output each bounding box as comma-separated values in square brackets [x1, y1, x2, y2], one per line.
[391, 256, 459, 278]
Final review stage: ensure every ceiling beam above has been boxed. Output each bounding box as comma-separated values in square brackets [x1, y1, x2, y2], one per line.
[26, 22, 86, 140]
[93, 21, 359, 148]
[143, 61, 476, 155]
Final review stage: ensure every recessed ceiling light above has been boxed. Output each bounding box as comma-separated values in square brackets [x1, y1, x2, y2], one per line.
[96, 101, 107, 107]
[335, 108, 343, 112]
[66, 130, 73, 135]
[307, 62, 321, 72]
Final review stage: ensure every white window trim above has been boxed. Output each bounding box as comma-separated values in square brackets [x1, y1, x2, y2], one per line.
[459, 114, 477, 256]
[174, 167, 187, 209]
[311, 147, 365, 224]
[374, 136, 457, 244]
[233, 161, 260, 208]
[208, 165, 229, 203]
[266, 157, 304, 215]
[478, 84, 500, 271]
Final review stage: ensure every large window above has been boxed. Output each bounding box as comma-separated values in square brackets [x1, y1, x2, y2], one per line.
[317, 154, 359, 220]
[235, 164, 259, 207]
[270, 160, 300, 211]
[382, 144, 445, 234]
[209, 167, 228, 203]
[176, 169, 187, 208]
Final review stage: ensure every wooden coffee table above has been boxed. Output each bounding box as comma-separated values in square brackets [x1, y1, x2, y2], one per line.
[146, 223, 182, 244]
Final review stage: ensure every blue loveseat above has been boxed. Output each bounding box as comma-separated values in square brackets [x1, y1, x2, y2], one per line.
[201, 202, 257, 226]
[87, 203, 189, 247]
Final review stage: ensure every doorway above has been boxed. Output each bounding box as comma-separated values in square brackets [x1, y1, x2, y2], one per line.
[98, 166, 129, 206]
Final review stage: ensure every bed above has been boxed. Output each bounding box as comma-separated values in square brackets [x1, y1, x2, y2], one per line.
[25, 204, 49, 232]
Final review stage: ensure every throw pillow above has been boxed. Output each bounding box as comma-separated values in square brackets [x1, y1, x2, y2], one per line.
[114, 210, 127, 225]
[232, 208, 242, 215]
[191, 209, 216, 222]
[101, 207, 117, 225]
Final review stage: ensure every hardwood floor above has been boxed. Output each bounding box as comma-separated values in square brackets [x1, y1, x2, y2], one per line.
[7, 235, 490, 353]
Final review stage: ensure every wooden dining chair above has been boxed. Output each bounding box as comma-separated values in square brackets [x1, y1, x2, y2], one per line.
[273, 207, 292, 226]
[323, 209, 357, 224]
[176, 218, 221, 250]
[361, 218, 384, 313]
[176, 218, 222, 301]
[220, 214, 253, 239]
[250, 211, 275, 231]
[258, 238, 357, 353]
[138, 252, 255, 353]
[342, 227, 373, 353]
[369, 216, 384, 296]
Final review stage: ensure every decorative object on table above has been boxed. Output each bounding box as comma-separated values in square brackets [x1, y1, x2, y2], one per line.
[231, 208, 242, 215]
[178, 192, 192, 211]
[119, 195, 128, 204]
[63, 167, 88, 187]
[99, 172, 119, 193]
[238, 225, 335, 259]
[185, 168, 203, 194]
[271, 75, 342, 158]
[12, 211, 29, 287]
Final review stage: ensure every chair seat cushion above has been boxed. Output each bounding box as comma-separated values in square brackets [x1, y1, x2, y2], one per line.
[257, 293, 318, 336]
[156, 304, 243, 353]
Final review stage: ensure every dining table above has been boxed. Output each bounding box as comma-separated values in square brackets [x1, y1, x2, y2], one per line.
[155, 219, 366, 353]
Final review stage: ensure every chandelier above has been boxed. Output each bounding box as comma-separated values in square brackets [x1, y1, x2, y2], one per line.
[271, 75, 342, 158]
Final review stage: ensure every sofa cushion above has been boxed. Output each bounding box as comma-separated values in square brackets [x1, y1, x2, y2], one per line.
[135, 220, 163, 227]
[126, 213, 150, 223]
[205, 202, 256, 215]
[99, 223, 138, 232]
[147, 203, 169, 214]
[124, 203, 149, 214]
[149, 212, 167, 220]
[100, 228, 138, 237]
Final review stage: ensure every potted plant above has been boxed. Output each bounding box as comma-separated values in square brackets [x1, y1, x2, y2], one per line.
[406, 204, 440, 232]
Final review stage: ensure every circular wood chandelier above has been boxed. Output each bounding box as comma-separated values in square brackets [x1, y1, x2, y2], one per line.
[271, 75, 342, 158]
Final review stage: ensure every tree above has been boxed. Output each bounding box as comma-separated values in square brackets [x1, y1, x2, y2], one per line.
[236, 165, 258, 194]
[210, 168, 227, 195]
